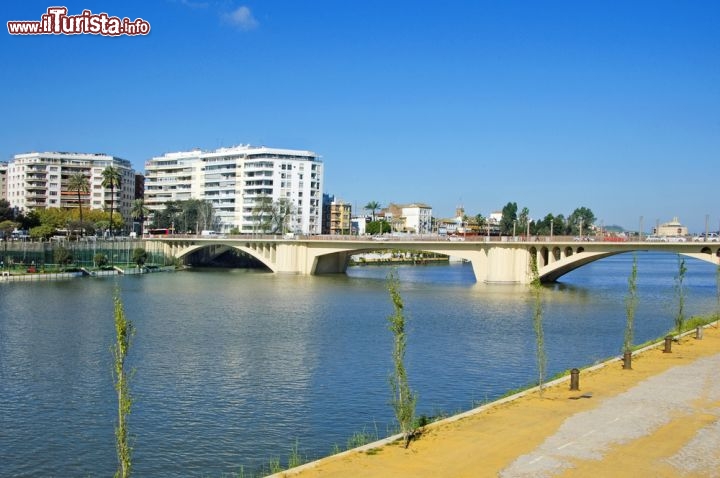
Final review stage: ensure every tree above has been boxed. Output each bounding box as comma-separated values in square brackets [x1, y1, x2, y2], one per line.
[269, 198, 294, 234]
[366, 220, 391, 235]
[716, 264, 720, 327]
[623, 254, 638, 369]
[68, 172, 90, 228]
[386, 271, 417, 448]
[567, 207, 596, 236]
[249, 196, 292, 234]
[500, 202, 518, 235]
[112, 293, 134, 478]
[94, 253, 109, 268]
[132, 248, 148, 269]
[150, 201, 182, 230]
[30, 224, 55, 240]
[675, 257, 687, 338]
[0, 199, 14, 222]
[518, 207, 530, 236]
[553, 214, 567, 236]
[193, 199, 215, 233]
[102, 166, 122, 236]
[533, 214, 555, 236]
[365, 201, 381, 222]
[130, 199, 150, 235]
[54, 246, 74, 270]
[530, 256, 547, 396]
[0, 220, 19, 239]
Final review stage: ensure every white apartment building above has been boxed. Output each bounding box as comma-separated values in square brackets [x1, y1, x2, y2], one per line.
[5, 152, 135, 224]
[402, 203, 433, 234]
[144, 144, 323, 234]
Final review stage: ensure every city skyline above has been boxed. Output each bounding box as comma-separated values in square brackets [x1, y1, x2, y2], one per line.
[2, 1, 718, 232]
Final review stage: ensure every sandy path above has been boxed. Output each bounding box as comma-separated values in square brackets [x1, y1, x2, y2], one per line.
[274, 324, 720, 478]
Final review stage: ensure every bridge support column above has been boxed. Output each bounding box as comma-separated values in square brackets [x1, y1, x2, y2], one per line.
[485, 246, 531, 284]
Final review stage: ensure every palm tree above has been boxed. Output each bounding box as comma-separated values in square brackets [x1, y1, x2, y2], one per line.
[365, 201, 381, 222]
[67, 172, 90, 227]
[131, 199, 150, 236]
[101, 166, 122, 236]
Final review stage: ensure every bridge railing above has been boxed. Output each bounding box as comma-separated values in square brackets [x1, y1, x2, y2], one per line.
[146, 233, 618, 243]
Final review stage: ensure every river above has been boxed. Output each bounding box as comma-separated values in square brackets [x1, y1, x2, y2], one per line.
[0, 252, 718, 476]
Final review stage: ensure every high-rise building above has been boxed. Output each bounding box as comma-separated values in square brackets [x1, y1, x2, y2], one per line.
[144, 144, 323, 234]
[5, 152, 135, 224]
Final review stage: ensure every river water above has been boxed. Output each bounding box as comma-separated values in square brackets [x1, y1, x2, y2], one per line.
[0, 252, 718, 476]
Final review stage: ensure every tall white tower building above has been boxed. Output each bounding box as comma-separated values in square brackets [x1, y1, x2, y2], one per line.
[144, 144, 323, 234]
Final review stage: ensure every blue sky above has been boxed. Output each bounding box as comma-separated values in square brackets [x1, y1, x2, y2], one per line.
[2, 1, 718, 232]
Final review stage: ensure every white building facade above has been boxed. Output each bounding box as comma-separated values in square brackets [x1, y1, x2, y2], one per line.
[144, 145, 323, 234]
[402, 203, 433, 234]
[5, 152, 135, 223]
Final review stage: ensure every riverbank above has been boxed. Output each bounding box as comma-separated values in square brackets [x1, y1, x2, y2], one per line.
[0, 265, 176, 282]
[277, 322, 720, 477]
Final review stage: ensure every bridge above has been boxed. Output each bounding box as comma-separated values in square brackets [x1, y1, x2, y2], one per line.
[145, 236, 720, 284]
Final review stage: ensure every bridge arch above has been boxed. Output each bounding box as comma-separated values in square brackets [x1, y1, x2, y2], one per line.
[537, 247, 720, 283]
[169, 242, 278, 271]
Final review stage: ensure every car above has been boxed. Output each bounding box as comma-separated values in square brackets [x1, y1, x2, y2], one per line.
[692, 233, 719, 242]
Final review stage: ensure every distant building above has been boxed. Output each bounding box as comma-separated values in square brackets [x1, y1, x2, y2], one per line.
[321, 193, 333, 233]
[351, 215, 366, 235]
[330, 200, 351, 235]
[382, 203, 433, 233]
[654, 217, 688, 237]
[0, 162, 7, 201]
[5, 151, 135, 224]
[144, 144, 322, 234]
[134, 173, 145, 200]
[322, 194, 352, 235]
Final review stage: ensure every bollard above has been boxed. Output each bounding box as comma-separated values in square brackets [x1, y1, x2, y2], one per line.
[663, 335, 673, 353]
[623, 351, 632, 370]
[569, 368, 580, 391]
[696, 326, 703, 340]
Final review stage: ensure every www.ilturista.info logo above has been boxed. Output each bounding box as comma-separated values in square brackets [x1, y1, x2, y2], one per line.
[7, 7, 150, 36]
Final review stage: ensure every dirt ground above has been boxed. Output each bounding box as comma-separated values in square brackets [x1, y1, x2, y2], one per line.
[276, 324, 720, 478]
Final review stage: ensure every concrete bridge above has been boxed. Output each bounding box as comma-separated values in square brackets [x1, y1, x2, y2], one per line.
[146, 236, 720, 284]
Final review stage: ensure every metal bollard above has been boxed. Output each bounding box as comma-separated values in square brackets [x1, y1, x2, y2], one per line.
[664, 335, 673, 353]
[569, 368, 580, 391]
[696, 326, 703, 340]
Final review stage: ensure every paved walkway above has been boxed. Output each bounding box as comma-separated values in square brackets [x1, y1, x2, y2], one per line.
[277, 324, 720, 478]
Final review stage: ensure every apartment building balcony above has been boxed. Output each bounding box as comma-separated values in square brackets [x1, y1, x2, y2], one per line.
[25, 192, 47, 200]
[25, 182, 47, 190]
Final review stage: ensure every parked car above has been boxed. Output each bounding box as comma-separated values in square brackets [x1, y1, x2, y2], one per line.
[692, 233, 719, 242]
